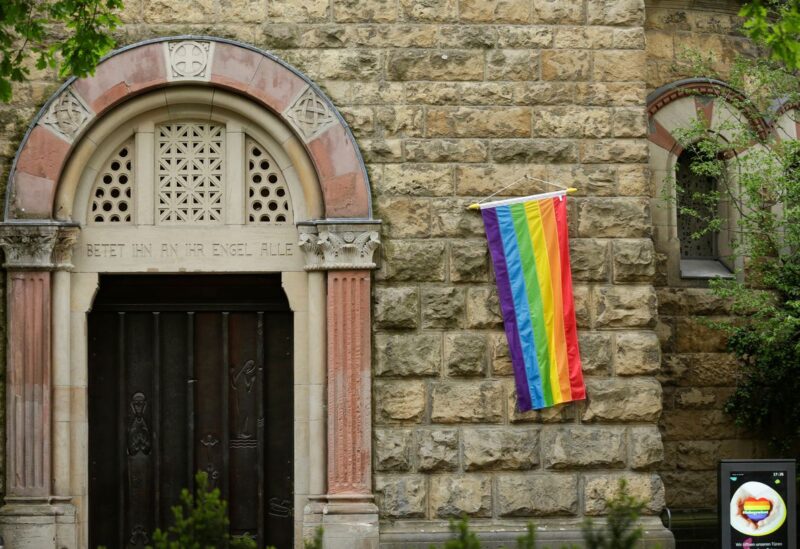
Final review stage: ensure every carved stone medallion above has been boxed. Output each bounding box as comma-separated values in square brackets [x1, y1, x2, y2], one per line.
[39, 88, 93, 143]
[165, 40, 214, 82]
[285, 87, 336, 141]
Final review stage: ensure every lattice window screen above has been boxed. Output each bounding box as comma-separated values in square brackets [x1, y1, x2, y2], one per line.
[246, 137, 293, 225]
[90, 140, 134, 224]
[677, 150, 718, 259]
[156, 123, 224, 224]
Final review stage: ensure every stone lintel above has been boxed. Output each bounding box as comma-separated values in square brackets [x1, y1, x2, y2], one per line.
[0, 223, 81, 270]
[298, 221, 381, 271]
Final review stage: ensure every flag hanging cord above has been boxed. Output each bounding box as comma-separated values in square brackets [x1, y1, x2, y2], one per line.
[467, 175, 577, 211]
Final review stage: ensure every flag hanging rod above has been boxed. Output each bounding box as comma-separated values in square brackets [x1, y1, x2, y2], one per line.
[467, 187, 577, 211]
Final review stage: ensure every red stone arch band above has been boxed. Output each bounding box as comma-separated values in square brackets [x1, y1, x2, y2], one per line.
[5, 36, 372, 221]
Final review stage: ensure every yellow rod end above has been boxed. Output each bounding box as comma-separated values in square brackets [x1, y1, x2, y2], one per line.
[567, 187, 578, 193]
[467, 203, 480, 210]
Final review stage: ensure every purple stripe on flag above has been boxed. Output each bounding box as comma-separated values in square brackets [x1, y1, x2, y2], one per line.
[482, 207, 533, 412]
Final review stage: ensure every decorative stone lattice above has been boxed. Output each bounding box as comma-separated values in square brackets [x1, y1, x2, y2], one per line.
[246, 137, 292, 225]
[90, 140, 134, 224]
[39, 88, 92, 143]
[285, 87, 336, 141]
[157, 123, 224, 224]
[165, 40, 213, 81]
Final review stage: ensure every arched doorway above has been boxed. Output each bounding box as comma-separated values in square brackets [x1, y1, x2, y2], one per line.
[0, 37, 380, 549]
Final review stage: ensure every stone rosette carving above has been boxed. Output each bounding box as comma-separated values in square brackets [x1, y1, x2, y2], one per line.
[0, 224, 81, 269]
[285, 86, 336, 141]
[299, 224, 380, 271]
[164, 40, 214, 82]
[39, 88, 93, 143]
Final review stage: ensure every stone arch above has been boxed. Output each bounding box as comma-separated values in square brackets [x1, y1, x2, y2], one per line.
[0, 37, 381, 549]
[5, 36, 372, 221]
[646, 78, 758, 283]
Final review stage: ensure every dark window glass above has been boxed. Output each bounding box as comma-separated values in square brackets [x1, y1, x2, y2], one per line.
[677, 149, 718, 259]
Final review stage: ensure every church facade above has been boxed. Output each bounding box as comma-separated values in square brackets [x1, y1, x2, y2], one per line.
[0, 1, 772, 547]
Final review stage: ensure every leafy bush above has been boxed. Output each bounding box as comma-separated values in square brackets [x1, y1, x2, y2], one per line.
[148, 471, 256, 549]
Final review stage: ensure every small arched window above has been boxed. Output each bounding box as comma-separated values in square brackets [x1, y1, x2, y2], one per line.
[675, 148, 734, 278]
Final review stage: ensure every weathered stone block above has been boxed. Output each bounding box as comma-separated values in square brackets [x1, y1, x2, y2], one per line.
[382, 164, 453, 196]
[430, 381, 504, 423]
[456, 164, 547, 196]
[581, 139, 649, 163]
[490, 333, 513, 375]
[492, 139, 579, 163]
[400, 0, 457, 21]
[660, 353, 739, 388]
[587, 0, 645, 26]
[612, 239, 656, 282]
[375, 475, 426, 518]
[388, 50, 484, 81]
[554, 26, 613, 49]
[466, 287, 504, 329]
[375, 428, 414, 472]
[506, 381, 579, 423]
[674, 317, 728, 353]
[487, 50, 538, 81]
[361, 138, 403, 163]
[444, 332, 487, 377]
[267, 0, 329, 21]
[422, 287, 465, 329]
[617, 164, 651, 196]
[615, 331, 660, 375]
[579, 332, 612, 375]
[497, 474, 579, 516]
[533, 107, 612, 138]
[334, 0, 398, 22]
[570, 239, 609, 281]
[584, 473, 665, 515]
[376, 106, 425, 137]
[459, 82, 516, 105]
[375, 380, 426, 423]
[582, 378, 662, 422]
[431, 198, 486, 238]
[533, 0, 584, 24]
[661, 470, 716, 508]
[577, 82, 646, 107]
[541, 426, 626, 469]
[661, 409, 742, 441]
[578, 198, 650, 238]
[380, 241, 446, 282]
[427, 107, 531, 138]
[496, 26, 554, 48]
[417, 429, 459, 471]
[376, 196, 431, 238]
[404, 139, 488, 163]
[318, 50, 382, 80]
[376, 334, 441, 377]
[613, 107, 647, 137]
[374, 286, 419, 329]
[595, 285, 657, 328]
[436, 25, 500, 49]
[629, 426, 664, 470]
[450, 241, 489, 282]
[460, 0, 530, 23]
[541, 50, 591, 81]
[573, 284, 592, 329]
[430, 475, 492, 518]
[463, 427, 539, 470]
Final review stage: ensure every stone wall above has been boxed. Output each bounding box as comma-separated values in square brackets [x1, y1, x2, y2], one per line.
[644, 0, 768, 512]
[0, 0, 768, 536]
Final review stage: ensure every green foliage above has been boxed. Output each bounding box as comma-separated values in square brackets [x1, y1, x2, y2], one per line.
[304, 527, 323, 549]
[440, 518, 482, 549]
[667, 51, 800, 453]
[0, 0, 122, 101]
[581, 481, 645, 549]
[148, 471, 256, 549]
[741, 1, 800, 69]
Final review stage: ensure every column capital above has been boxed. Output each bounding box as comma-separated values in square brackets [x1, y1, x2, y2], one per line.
[298, 221, 381, 271]
[0, 223, 81, 270]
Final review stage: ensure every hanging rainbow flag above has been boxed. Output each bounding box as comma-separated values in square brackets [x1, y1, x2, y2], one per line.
[474, 190, 586, 411]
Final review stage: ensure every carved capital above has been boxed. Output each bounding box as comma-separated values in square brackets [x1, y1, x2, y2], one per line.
[299, 223, 380, 271]
[0, 224, 81, 270]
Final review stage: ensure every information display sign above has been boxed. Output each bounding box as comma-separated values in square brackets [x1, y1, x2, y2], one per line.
[719, 460, 796, 548]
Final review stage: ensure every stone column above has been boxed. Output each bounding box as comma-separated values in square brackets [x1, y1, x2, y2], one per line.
[299, 222, 380, 549]
[0, 223, 80, 549]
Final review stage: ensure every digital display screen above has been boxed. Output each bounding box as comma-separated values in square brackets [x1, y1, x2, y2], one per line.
[720, 460, 796, 549]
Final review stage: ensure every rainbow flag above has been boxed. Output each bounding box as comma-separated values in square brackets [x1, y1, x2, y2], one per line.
[479, 191, 586, 411]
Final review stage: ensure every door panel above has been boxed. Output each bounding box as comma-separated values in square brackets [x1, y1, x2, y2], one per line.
[89, 275, 293, 549]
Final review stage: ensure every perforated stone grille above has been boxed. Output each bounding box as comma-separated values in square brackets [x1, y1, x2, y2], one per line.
[246, 137, 293, 225]
[677, 150, 717, 259]
[157, 123, 224, 224]
[90, 140, 134, 224]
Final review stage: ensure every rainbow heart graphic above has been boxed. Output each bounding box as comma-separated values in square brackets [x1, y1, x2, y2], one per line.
[743, 497, 772, 522]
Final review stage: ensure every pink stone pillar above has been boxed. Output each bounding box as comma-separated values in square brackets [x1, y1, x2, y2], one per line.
[326, 270, 372, 496]
[6, 271, 52, 497]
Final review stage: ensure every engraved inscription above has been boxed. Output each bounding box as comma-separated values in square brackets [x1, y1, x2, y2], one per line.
[81, 241, 295, 259]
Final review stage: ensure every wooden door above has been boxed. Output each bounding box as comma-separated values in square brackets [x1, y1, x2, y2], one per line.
[88, 275, 293, 549]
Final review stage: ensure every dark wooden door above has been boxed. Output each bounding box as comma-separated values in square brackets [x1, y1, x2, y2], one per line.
[88, 275, 293, 549]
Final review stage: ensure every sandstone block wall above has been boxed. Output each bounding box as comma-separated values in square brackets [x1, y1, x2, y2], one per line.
[0, 0, 768, 526]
